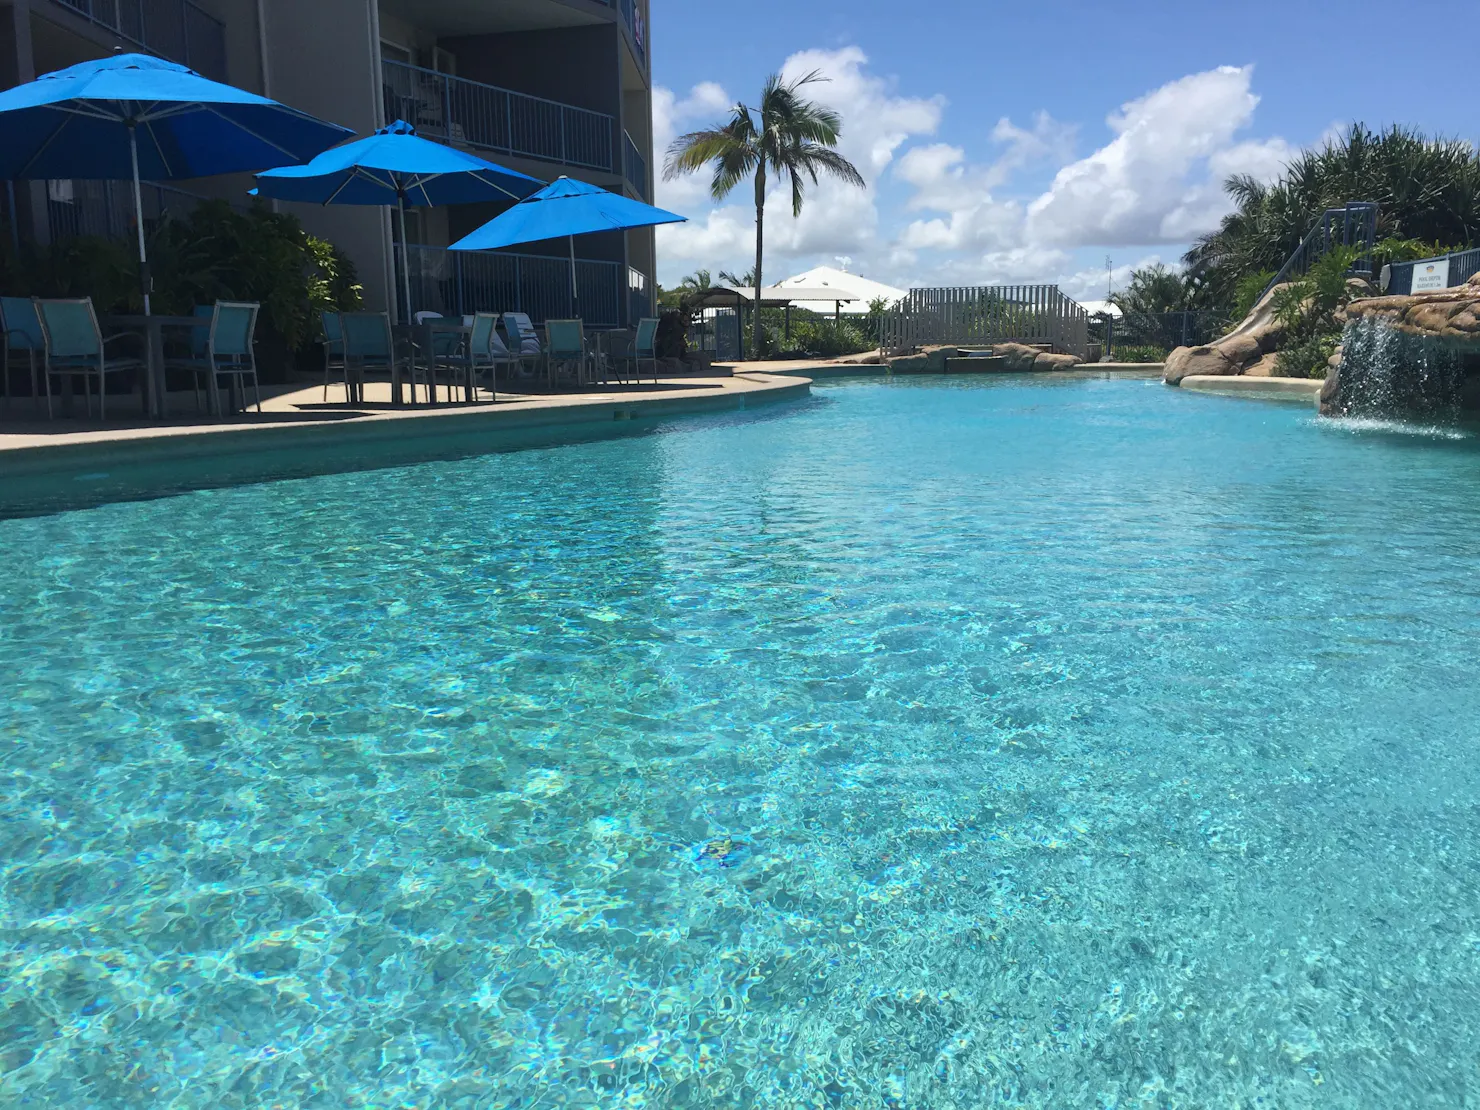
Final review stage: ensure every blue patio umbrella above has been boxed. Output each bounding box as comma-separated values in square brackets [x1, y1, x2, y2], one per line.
[254, 120, 544, 320]
[0, 53, 353, 312]
[449, 176, 686, 317]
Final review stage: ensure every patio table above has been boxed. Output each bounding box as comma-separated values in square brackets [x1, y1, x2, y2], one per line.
[106, 313, 202, 418]
[396, 319, 475, 404]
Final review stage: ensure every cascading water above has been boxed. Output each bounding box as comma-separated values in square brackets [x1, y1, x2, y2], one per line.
[1333, 316, 1465, 417]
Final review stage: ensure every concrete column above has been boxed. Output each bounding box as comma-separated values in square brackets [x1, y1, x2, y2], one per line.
[260, 0, 391, 313]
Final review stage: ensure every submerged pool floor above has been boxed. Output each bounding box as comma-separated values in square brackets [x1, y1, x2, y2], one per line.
[3, 378, 1479, 1107]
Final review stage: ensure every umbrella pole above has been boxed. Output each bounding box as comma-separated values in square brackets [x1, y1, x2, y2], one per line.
[396, 192, 413, 325]
[568, 235, 579, 319]
[127, 123, 150, 316]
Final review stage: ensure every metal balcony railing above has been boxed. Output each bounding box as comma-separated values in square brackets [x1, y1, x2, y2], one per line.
[45, 177, 244, 243]
[402, 245, 623, 328]
[382, 60, 614, 173]
[622, 131, 647, 200]
[50, 0, 228, 81]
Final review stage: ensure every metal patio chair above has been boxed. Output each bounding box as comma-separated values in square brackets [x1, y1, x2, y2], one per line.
[502, 311, 544, 383]
[340, 311, 423, 404]
[1, 296, 45, 410]
[467, 312, 515, 398]
[166, 301, 262, 415]
[321, 310, 347, 401]
[35, 297, 142, 420]
[544, 318, 589, 388]
[630, 316, 660, 383]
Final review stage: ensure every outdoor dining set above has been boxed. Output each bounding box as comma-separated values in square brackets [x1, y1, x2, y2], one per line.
[320, 309, 663, 407]
[0, 53, 685, 423]
[0, 295, 262, 420]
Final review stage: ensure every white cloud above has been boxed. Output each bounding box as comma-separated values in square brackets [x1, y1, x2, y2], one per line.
[654, 55, 1304, 299]
[1025, 65, 1269, 247]
[892, 112, 1074, 254]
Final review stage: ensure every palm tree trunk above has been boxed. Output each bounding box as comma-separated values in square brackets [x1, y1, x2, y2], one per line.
[752, 164, 765, 359]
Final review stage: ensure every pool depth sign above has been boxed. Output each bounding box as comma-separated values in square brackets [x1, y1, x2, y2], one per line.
[1411, 258, 1451, 293]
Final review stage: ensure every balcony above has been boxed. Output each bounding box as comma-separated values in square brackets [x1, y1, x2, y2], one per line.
[622, 131, 646, 200]
[49, 0, 228, 81]
[382, 59, 614, 173]
[402, 245, 623, 327]
[616, 0, 646, 63]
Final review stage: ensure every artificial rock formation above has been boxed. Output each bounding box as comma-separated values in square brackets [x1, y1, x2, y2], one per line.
[888, 343, 1081, 374]
[993, 342, 1082, 372]
[1163, 284, 1290, 384]
[1337, 270, 1480, 339]
[1321, 272, 1480, 416]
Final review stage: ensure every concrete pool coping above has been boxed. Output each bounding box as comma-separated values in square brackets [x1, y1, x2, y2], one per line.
[1176, 375, 1323, 403]
[0, 373, 810, 516]
[719, 360, 1169, 379]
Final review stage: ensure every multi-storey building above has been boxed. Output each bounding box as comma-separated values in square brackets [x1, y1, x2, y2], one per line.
[0, 0, 656, 325]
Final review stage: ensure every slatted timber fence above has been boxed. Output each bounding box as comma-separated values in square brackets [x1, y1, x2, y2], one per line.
[881, 284, 1090, 359]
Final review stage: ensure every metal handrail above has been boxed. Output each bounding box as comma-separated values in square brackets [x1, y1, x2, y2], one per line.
[381, 59, 614, 172]
[1259, 201, 1379, 301]
[46, 178, 242, 243]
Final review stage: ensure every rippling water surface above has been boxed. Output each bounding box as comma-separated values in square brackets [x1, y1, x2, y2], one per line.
[4, 378, 1480, 1108]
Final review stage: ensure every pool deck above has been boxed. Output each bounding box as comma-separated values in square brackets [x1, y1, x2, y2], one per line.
[0, 373, 809, 515]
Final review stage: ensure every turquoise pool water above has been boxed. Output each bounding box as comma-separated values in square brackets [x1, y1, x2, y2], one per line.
[3, 378, 1480, 1107]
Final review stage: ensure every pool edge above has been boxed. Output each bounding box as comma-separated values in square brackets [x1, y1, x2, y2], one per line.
[0, 374, 812, 517]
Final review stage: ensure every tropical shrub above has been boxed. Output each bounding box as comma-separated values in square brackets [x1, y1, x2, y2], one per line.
[1186, 124, 1480, 314]
[0, 200, 361, 381]
[1108, 345, 1169, 363]
[1231, 269, 1276, 322]
[151, 200, 361, 356]
[655, 310, 688, 359]
[1275, 332, 1340, 379]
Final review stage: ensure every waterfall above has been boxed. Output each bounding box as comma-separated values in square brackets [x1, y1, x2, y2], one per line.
[1335, 316, 1464, 417]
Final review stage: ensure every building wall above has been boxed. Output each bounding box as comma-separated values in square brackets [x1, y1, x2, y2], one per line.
[2, 0, 657, 322]
[261, 0, 391, 314]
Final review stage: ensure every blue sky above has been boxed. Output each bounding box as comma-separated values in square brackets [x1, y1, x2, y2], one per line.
[650, 0, 1478, 299]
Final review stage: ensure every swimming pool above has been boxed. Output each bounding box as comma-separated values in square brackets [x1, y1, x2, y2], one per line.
[3, 377, 1478, 1107]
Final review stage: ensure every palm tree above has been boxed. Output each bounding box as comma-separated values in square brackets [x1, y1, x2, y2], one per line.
[664, 70, 866, 357]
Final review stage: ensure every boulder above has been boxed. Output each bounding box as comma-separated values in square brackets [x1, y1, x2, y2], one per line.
[1164, 282, 1292, 384]
[1343, 289, 1480, 340]
[1319, 363, 1342, 414]
[1032, 351, 1082, 371]
[1468, 271, 1480, 287]
[887, 346, 958, 374]
[1243, 352, 1282, 377]
[994, 342, 1041, 372]
[1164, 343, 1243, 383]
